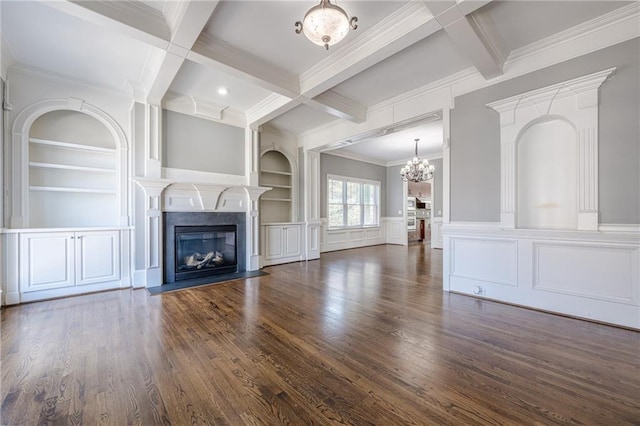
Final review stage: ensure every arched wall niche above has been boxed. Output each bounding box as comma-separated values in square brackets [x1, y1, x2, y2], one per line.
[10, 97, 129, 228]
[516, 117, 577, 229]
[487, 67, 615, 231]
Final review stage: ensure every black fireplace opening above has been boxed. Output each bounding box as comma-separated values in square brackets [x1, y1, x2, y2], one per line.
[163, 212, 246, 284]
[175, 225, 237, 281]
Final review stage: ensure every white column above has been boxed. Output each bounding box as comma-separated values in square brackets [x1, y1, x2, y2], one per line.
[304, 148, 321, 260]
[442, 107, 451, 225]
[246, 128, 260, 186]
[145, 104, 162, 178]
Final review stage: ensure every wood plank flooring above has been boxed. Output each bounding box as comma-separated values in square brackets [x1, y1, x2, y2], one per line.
[2, 244, 639, 425]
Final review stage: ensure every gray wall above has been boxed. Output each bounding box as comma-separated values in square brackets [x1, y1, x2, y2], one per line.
[386, 165, 404, 217]
[320, 153, 387, 218]
[451, 38, 639, 224]
[162, 110, 244, 175]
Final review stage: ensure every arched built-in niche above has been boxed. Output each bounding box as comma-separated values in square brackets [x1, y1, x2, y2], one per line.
[517, 118, 577, 229]
[11, 98, 128, 228]
[487, 68, 615, 231]
[260, 148, 297, 223]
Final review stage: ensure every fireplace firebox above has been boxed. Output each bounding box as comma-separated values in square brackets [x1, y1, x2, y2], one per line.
[163, 212, 246, 284]
[175, 225, 237, 281]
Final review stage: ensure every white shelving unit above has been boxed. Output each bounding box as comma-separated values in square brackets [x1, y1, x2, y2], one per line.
[260, 151, 293, 224]
[28, 137, 119, 228]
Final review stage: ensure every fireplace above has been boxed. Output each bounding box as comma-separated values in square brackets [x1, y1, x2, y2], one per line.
[175, 225, 237, 281]
[164, 212, 246, 284]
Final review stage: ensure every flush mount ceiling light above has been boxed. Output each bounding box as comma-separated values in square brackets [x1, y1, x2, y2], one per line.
[295, 0, 358, 50]
[400, 139, 435, 182]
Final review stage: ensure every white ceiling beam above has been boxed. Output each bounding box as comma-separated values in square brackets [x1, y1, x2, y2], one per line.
[146, 0, 220, 104]
[189, 35, 301, 99]
[41, 0, 171, 49]
[307, 90, 367, 123]
[246, 93, 302, 130]
[244, 2, 440, 127]
[299, 2, 442, 98]
[425, 0, 504, 79]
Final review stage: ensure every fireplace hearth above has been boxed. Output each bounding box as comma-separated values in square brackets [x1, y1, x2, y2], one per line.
[164, 212, 246, 284]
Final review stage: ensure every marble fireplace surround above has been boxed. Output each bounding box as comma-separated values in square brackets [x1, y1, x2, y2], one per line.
[134, 178, 270, 287]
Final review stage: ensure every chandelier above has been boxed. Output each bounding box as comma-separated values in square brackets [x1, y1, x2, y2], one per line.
[400, 139, 435, 182]
[295, 0, 358, 50]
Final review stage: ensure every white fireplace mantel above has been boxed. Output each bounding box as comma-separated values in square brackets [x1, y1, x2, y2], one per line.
[132, 177, 271, 288]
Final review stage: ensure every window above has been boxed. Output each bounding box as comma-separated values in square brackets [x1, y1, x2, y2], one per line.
[328, 175, 380, 228]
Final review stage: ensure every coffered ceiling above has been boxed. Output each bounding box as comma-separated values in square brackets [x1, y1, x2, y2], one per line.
[0, 0, 634, 164]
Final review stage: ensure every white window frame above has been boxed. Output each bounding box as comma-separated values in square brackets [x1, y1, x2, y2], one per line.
[327, 174, 381, 229]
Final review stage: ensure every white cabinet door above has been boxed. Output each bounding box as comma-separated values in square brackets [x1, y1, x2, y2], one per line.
[75, 231, 121, 285]
[265, 226, 284, 259]
[20, 232, 75, 292]
[283, 226, 302, 257]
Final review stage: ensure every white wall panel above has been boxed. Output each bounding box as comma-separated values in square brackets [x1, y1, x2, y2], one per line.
[533, 242, 638, 304]
[451, 238, 517, 286]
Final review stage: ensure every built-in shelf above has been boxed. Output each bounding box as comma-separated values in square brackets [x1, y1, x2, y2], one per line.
[261, 169, 292, 176]
[30, 186, 117, 194]
[29, 138, 117, 153]
[29, 162, 116, 174]
[260, 150, 294, 224]
[262, 197, 292, 202]
[262, 183, 291, 189]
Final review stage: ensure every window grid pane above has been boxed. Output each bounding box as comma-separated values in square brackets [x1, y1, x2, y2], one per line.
[327, 176, 380, 228]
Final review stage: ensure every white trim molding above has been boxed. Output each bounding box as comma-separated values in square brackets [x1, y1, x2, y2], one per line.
[487, 68, 615, 231]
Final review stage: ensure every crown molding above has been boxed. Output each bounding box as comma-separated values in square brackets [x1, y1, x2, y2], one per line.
[487, 67, 616, 115]
[507, 2, 640, 65]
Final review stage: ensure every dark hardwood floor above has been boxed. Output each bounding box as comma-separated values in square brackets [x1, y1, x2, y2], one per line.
[2, 244, 639, 425]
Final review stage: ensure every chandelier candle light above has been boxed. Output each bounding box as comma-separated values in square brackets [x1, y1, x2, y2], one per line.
[400, 139, 435, 182]
[295, 0, 358, 50]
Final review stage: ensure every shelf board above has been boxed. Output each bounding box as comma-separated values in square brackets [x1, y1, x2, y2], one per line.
[262, 184, 291, 189]
[29, 162, 116, 173]
[261, 169, 291, 176]
[30, 186, 117, 194]
[30, 138, 116, 154]
[261, 197, 292, 202]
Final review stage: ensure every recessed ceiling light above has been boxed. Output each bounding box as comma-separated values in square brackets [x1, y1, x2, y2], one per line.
[217, 87, 229, 96]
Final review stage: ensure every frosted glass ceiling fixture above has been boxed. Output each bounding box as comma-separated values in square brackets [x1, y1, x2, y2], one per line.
[400, 139, 435, 182]
[295, 0, 358, 50]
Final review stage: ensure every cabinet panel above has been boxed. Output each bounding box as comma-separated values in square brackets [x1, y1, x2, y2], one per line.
[20, 232, 74, 291]
[284, 226, 302, 257]
[76, 231, 120, 285]
[266, 226, 284, 259]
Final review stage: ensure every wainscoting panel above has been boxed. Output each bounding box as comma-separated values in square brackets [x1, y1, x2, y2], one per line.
[385, 217, 406, 246]
[533, 242, 638, 304]
[451, 238, 517, 286]
[431, 217, 443, 249]
[320, 218, 386, 252]
[443, 224, 640, 329]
